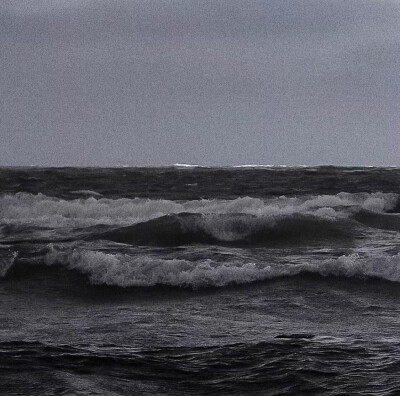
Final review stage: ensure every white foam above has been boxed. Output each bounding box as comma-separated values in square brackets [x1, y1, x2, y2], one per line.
[44, 246, 400, 288]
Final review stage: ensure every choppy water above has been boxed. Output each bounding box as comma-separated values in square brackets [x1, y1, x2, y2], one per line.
[1, 166, 400, 395]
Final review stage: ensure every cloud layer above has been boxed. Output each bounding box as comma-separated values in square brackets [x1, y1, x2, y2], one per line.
[1, 0, 399, 166]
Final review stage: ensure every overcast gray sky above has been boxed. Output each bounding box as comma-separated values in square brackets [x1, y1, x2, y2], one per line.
[1, 0, 399, 166]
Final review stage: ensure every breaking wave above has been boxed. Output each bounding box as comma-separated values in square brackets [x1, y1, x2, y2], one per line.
[39, 246, 400, 288]
[96, 212, 354, 246]
[0, 192, 397, 229]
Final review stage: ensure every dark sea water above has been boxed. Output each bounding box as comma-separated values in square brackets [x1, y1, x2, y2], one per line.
[2, 166, 400, 395]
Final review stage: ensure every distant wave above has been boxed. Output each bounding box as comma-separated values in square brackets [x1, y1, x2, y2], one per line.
[172, 163, 202, 168]
[233, 165, 275, 168]
[173, 164, 310, 169]
[32, 247, 400, 288]
[232, 165, 308, 169]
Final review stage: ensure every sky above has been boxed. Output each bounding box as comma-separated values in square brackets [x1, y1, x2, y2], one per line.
[1, 0, 399, 166]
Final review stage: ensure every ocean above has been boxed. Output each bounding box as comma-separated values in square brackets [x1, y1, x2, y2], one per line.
[1, 166, 400, 395]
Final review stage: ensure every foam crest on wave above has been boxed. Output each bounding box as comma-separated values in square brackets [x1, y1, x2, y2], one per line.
[0, 192, 397, 229]
[43, 246, 400, 288]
